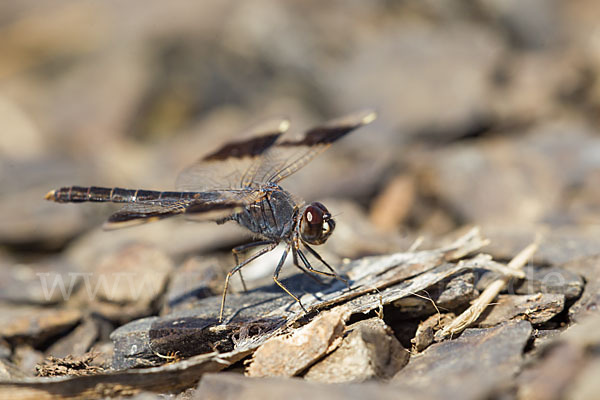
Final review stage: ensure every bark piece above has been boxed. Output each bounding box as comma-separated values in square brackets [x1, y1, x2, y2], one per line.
[392, 271, 475, 317]
[304, 317, 408, 382]
[477, 294, 565, 327]
[246, 308, 346, 377]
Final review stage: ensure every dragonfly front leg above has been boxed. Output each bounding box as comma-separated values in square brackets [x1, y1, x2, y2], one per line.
[273, 243, 308, 314]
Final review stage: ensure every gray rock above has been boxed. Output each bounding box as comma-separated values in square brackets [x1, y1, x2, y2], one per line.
[393, 321, 532, 400]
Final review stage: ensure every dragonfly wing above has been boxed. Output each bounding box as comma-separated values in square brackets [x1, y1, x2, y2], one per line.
[250, 110, 376, 184]
[103, 190, 257, 230]
[175, 117, 290, 191]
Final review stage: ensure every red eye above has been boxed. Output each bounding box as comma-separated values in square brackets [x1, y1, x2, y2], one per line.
[305, 205, 324, 226]
[300, 202, 334, 245]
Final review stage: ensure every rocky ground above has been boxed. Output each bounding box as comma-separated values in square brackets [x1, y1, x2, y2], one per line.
[1, 1, 600, 399]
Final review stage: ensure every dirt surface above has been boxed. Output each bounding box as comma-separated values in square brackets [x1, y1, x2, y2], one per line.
[1, 1, 600, 399]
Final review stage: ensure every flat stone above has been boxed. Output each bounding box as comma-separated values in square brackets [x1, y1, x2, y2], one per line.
[0, 305, 81, 346]
[304, 317, 408, 382]
[393, 320, 532, 400]
[328, 25, 502, 143]
[91, 243, 173, 304]
[46, 318, 99, 358]
[82, 243, 173, 324]
[511, 266, 583, 300]
[66, 217, 245, 271]
[477, 294, 565, 327]
[246, 308, 346, 377]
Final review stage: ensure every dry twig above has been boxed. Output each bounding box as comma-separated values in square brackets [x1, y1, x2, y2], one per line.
[434, 240, 539, 340]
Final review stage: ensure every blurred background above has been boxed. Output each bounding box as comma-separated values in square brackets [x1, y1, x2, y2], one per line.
[1, 0, 600, 351]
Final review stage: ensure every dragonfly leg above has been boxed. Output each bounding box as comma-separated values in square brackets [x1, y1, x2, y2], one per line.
[291, 245, 324, 285]
[232, 240, 274, 292]
[301, 243, 350, 289]
[220, 241, 277, 323]
[273, 244, 308, 314]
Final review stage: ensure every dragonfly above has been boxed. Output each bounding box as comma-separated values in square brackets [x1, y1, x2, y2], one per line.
[45, 110, 376, 322]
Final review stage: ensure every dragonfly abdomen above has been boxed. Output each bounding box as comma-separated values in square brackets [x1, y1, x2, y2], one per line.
[45, 186, 189, 203]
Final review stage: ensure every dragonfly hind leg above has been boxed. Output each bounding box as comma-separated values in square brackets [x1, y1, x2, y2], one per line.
[219, 241, 277, 323]
[231, 240, 274, 292]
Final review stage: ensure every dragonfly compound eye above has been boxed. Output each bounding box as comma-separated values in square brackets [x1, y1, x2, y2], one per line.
[301, 203, 334, 245]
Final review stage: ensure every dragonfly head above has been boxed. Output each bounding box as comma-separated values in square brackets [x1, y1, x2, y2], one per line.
[299, 202, 335, 245]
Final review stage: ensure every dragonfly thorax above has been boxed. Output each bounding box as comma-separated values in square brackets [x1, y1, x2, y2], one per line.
[233, 186, 298, 241]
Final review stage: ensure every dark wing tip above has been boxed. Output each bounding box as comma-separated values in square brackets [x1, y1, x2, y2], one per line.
[203, 133, 281, 161]
[281, 109, 377, 147]
[203, 118, 291, 162]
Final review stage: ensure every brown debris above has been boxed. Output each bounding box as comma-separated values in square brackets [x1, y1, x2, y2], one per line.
[412, 313, 455, 352]
[36, 353, 104, 377]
